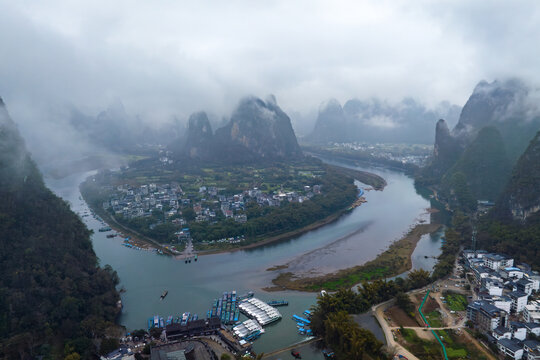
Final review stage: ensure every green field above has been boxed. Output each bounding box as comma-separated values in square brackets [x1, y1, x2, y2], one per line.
[425, 311, 443, 328]
[444, 292, 468, 311]
[400, 328, 489, 360]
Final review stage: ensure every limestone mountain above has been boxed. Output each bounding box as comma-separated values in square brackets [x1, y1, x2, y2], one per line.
[180, 111, 214, 160]
[70, 101, 183, 154]
[494, 131, 540, 222]
[308, 99, 349, 143]
[174, 96, 302, 163]
[0, 97, 120, 359]
[307, 97, 461, 144]
[441, 127, 511, 209]
[451, 79, 539, 161]
[419, 79, 540, 196]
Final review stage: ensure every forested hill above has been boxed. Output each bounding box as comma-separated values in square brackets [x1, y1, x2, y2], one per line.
[477, 130, 540, 270]
[0, 98, 120, 359]
[493, 130, 540, 222]
[440, 126, 512, 210]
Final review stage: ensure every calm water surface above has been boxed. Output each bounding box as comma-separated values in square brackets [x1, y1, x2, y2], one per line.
[45, 160, 445, 355]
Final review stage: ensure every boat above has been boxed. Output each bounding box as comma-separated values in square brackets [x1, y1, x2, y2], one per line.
[160, 290, 168, 300]
[166, 315, 173, 325]
[181, 312, 190, 325]
[159, 317, 164, 328]
[292, 314, 311, 324]
[291, 350, 302, 359]
[106, 233, 116, 238]
[192, 314, 198, 321]
[322, 350, 335, 359]
[267, 300, 288, 306]
[153, 315, 160, 328]
[98, 226, 112, 232]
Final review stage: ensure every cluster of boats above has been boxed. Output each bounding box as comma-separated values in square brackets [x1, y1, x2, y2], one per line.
[208, 291, 241, 325]
[232, 319, 264, 341]
[147, 312, 200, 330]
[292, 311, 312, 336]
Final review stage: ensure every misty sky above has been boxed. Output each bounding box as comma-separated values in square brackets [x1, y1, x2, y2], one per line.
[1, 0, 540, 124]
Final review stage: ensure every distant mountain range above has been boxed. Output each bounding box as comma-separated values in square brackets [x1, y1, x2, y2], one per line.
[419, 79, 540, 205]
[306, 97, 461, 144]
[69, 101, 183, 154]
[171, 95, 303, 163]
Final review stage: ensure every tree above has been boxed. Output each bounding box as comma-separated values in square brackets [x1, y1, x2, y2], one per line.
[183, 208, 196, 222]
[395, 292, 414, 315]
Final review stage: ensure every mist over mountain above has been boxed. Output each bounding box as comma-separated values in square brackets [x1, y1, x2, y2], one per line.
[172, 95, 302, 163]
[0, 97, 120, 358]
[306, 97, 461, 144]
[494, 130, 540, 222]
[70, 101, 184, 154]
[441, 126, 511, 208]
[419, 79, 540, 200]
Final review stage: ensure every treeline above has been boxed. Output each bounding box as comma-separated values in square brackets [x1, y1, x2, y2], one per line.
[303, 146, 420, 175]
[0, 158, 121, 358]
[310, 269, 432, 359]
[189, 167, 357, 243]
[478, 213, 540, 271]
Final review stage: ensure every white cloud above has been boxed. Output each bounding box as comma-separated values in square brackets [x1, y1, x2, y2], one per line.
[1, 0, 540, 132]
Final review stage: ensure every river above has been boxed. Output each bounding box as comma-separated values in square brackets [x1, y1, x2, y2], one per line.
[45, 159, 446, 358]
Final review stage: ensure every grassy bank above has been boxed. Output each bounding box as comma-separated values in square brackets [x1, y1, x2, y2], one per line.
[268, 223, 442, 292]
[327, 164, 387, 190]
[196, 207, 351, 255]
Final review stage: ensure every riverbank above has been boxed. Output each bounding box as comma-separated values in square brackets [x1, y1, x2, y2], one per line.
[266, 222, 442, 292]
[80, 163, 385, 257]
[327, 164, 387, 190]
[197, 206, 356, 255]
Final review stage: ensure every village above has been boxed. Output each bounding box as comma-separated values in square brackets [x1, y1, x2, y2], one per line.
[100, 180, 322, 244]
[462, 250, 540, 359]
[377, 248, 540, 360]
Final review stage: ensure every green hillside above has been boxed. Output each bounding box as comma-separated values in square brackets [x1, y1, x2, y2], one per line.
[0, 99, 120, 359]
[441, 126, 511, 208]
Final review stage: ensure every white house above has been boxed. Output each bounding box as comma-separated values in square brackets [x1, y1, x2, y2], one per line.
[525, 323, 540, 337]
[510, 291, 529, 313]
[514, 279, 535, 296]
[492, 326, 512, 340]
[511, 322, 528, 341]
[498, 338, 524, 360]
[524, 301, 540, 323]
[493, 296, 513, 313]
[485, 254, 514, 270]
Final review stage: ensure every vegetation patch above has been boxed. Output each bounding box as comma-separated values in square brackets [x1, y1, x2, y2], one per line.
[444, 292, 468, 311]
[270, 223, 441, 291]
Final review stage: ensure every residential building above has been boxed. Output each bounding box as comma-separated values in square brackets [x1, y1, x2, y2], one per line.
[510, 291, 529, 313]
[467, 300, 508, 332]
[497, 338, 524, 360]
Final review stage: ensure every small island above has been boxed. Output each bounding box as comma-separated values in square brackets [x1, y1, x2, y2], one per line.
[81, 157, 383, 253]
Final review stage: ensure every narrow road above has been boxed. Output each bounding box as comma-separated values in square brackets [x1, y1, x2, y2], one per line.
[372, 299, 421, 360]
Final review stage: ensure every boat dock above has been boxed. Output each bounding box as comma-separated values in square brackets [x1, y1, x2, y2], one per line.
[209, 290, 240, 325]
[239, 297, 282, 326]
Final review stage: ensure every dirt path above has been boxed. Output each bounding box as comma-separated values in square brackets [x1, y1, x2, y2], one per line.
[462, 330, 497, 360]
[373, 299, 421, 360]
